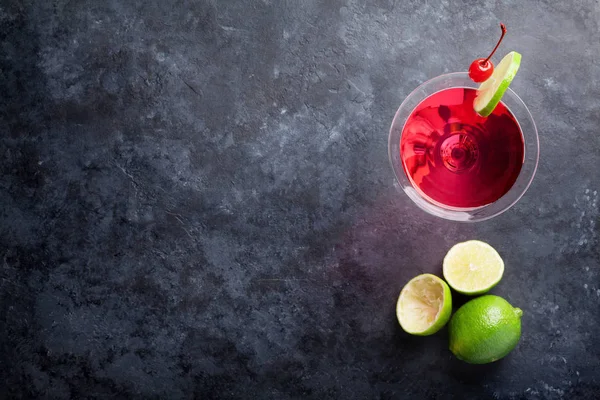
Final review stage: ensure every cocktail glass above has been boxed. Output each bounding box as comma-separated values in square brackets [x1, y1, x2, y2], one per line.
[388, 72, 539, 222]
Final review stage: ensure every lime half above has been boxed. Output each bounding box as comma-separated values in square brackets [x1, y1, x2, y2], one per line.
[474, 51, 521, 117]
[396, 274, 452, 336]
[443, 240, 504, 295]
[449, 295, 522, 364]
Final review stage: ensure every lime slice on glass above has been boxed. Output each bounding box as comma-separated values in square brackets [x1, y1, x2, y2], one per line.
[449, 295, 522, 364]
[443, 240, 504, 295]
[474, 51, 521, 117]
[396, 274, 452, 336]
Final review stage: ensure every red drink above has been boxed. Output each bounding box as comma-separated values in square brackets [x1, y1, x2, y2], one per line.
[400, 87, 524, 208]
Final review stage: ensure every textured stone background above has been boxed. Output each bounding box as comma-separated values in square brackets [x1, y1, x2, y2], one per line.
[1, 0, 599, 399]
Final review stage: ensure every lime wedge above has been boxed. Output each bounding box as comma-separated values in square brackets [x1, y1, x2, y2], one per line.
[474, 51, 521, 117]
[443, 240, 504, 295]
[396, 274, 452, 336]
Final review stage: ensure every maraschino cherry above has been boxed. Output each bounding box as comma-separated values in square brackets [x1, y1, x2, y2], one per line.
[468, 23, 507, 83]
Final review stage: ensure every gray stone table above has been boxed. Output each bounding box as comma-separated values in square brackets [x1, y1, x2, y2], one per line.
[1, 0, 599, 399]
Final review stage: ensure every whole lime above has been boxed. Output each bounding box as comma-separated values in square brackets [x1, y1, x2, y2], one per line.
[449, 295, 522, 364]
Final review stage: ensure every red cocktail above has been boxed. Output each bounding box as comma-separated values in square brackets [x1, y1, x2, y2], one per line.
[401, 87, 524, 208]
[388, 73, 538, 221]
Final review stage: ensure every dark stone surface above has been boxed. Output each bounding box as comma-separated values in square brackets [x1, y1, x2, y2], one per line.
[1, 0, 599, 398]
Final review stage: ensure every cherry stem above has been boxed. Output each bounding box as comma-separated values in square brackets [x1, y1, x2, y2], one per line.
[482, 23, 507, 65]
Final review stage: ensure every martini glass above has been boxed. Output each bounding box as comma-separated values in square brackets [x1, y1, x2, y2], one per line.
[388, 72, 539, 222]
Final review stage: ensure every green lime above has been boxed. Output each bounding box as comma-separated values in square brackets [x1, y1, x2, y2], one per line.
[474, 51, 521, 117]
[396, 274, 452, 336]
[443, 240, 504, 295]
[449, 295, 522, 364]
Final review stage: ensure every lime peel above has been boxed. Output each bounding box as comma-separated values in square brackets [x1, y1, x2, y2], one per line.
[396, 273, 452, 336]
